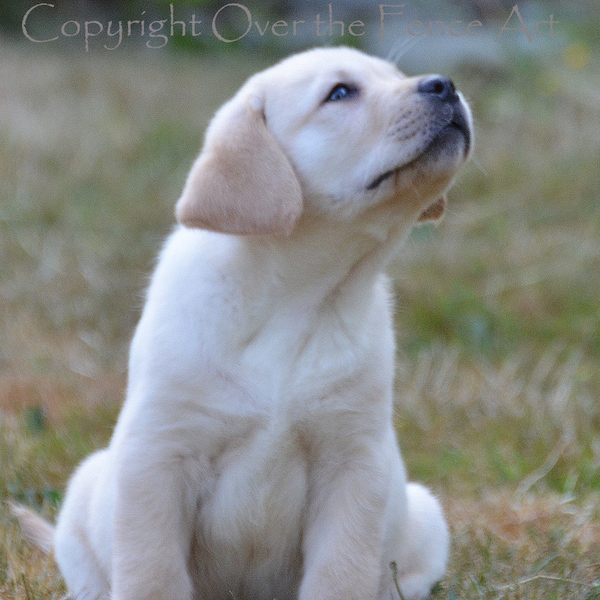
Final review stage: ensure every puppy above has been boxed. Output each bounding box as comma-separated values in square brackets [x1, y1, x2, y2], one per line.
[14, 46, 472, 600]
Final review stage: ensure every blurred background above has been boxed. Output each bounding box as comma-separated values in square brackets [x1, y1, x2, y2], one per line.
[1, 0, 599, 597]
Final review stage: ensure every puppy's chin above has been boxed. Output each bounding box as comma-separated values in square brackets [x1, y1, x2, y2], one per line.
[397, 129, 468, 223]
[420, 127, 470, 168]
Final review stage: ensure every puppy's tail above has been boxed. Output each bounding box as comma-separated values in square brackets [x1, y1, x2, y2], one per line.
[9, 502, 55, 554]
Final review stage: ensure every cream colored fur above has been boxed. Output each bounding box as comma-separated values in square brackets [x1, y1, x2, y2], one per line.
[13, 47, 472, 600]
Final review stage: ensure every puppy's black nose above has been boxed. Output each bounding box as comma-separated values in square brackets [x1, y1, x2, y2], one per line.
[418, 76, 458, 103]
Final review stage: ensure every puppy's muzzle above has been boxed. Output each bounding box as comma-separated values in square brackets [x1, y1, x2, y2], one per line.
[366, 76, 471, 192]
[417, 75, 471, 157]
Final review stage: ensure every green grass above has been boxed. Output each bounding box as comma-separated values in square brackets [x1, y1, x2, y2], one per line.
[1, 36, 599, 599]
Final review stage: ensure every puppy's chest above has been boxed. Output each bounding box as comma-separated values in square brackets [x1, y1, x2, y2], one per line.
[236, 301, 378, 400]
[200, 422, 307, 537]
[191, 299, 391, 576]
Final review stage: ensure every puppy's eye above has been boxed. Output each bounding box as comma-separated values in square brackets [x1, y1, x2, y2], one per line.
[325, 83, 359, 102]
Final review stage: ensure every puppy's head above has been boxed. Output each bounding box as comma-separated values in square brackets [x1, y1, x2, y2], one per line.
[176, 47, 472, 235]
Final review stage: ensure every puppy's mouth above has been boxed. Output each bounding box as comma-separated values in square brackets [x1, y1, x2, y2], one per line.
[366, 169, 396, 191]
[366, 104, 471, 193]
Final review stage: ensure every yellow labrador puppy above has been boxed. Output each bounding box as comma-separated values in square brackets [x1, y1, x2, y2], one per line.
[15, 46, 472, 599]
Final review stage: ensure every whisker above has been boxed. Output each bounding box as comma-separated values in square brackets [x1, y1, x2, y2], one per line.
[387, 37, 420, 67]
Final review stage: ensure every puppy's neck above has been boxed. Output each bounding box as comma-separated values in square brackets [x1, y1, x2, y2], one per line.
[240, 207, 417, 309]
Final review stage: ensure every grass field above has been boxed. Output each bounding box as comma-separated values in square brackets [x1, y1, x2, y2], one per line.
[1, 33, 599, 599]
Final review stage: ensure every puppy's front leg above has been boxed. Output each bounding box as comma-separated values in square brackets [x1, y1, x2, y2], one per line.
[111, 447, 195, 600]
[299, 441, 391, 600]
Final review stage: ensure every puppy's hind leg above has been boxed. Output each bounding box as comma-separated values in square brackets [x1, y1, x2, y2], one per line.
[54, 450, 112, 600]
[391, 483, 449, 600]
[11, 505, 106, 599]
[11, 451, 111, 600]
[54, 534, 110, 600]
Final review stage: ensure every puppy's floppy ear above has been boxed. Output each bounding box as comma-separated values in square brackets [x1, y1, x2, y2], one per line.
[175, 91, 303, 235]
[418, 195, 446, 224]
